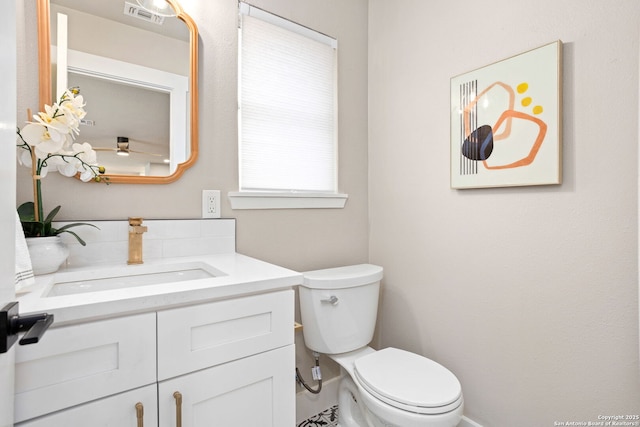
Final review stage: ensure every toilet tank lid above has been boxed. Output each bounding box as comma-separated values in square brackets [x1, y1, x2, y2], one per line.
[302, 264, 383, 289]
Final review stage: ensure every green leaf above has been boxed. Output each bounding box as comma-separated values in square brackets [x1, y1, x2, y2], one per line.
[60, 229, 87, 246]
[54, 222, 100, 233]
[42, 220, 53, 237]
[50, 223, 99, 246]
[17, 202, 36, 222]
[18, 203, 47, 237]
[44, 205, 61, 224]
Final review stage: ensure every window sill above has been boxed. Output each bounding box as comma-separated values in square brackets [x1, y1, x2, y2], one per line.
[228, 192, 348, 210]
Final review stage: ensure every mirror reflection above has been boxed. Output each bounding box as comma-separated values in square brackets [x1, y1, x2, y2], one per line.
[39, 0, 198, 182]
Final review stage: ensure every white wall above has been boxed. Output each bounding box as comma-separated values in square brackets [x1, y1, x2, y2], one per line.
[368, 0, 640, 425]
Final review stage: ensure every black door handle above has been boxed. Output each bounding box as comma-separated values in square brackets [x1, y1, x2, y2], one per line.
[1, 302, 54, 353]
[17, 312, 55, 345]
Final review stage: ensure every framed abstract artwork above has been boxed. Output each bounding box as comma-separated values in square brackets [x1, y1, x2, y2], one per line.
[450, 40, 562, 189]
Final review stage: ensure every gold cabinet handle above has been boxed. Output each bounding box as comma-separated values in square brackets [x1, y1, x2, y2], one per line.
[173, 391, 183, 427]
[135, 402, 144, 427]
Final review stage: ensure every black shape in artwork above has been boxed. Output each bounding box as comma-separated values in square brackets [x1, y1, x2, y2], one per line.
[462, 125, 494, 161]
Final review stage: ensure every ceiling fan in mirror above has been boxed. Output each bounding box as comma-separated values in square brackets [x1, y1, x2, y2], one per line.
[94, 136, 163, 157]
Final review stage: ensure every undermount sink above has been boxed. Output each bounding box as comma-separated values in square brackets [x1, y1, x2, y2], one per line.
[46, 262, 224, 297]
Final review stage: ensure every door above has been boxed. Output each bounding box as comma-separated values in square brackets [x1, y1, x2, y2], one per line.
[0, 0, 17, 425]
[158, 345, 295, 427]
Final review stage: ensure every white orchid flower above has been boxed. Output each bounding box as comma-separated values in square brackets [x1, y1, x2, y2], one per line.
[17, 149, 32, 168]
[56, 104, 83, 136]
[33, 104, 74, 141]
[57, 161, 80, 177]
[78, 168, 96, 182]
[16, 87, 106, 203]
[20, 123, 65, 159]
[44, 154, 76, 177]
[59, 90, 86, 130]
[61, 91, 86, 118]
[42, 142, 98, 179]
[72, 142, 97, 165]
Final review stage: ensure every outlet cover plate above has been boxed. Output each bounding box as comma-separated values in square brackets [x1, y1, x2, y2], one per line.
[202, 190, 221, 218]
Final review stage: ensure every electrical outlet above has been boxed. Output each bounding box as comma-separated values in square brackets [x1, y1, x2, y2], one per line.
[202, 190, 221, 218]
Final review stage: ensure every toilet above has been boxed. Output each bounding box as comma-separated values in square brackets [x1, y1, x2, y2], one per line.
[299, 264, 463, 427]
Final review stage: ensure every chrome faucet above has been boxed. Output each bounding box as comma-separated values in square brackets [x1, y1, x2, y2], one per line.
[127, 217, 147, 264]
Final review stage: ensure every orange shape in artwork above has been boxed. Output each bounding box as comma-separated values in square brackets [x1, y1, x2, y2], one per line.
[482, 110, 547, 170]
[463, 82, 515, 141]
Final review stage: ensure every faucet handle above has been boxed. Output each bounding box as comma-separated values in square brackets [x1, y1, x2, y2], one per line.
[129, 217, 148, 233]
[129, 217, 144, 226]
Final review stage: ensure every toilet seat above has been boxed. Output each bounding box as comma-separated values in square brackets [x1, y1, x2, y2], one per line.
[354, 348, 463, 415]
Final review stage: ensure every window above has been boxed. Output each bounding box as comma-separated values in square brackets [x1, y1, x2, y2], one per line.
[229, 3, 347, 209]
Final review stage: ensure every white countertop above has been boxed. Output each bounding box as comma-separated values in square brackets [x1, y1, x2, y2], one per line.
[17, 253, 302, 326]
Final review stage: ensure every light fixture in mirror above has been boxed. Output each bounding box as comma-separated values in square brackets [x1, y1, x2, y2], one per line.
[136, 0, 176, 17]
[36, 0, 199, 183]
[116, 138, 131, 157]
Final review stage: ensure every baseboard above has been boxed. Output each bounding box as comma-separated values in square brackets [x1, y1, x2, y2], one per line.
[296, 376, 340, 424]
[459, 415, 484, 427]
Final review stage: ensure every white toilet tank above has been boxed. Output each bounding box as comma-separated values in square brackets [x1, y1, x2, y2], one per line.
[300, 264, 384, 355]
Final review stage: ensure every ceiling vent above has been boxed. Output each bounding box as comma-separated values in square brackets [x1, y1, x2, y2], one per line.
[123, 1, 165, 25]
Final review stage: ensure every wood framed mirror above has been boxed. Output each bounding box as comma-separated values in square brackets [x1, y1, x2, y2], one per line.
[36, 0, 198, 184]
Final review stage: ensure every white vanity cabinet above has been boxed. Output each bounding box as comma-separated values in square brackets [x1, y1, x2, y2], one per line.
[14, 289, 295, 427]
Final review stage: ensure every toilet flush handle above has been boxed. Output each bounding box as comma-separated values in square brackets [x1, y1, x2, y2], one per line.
[321, 295, 339, 305]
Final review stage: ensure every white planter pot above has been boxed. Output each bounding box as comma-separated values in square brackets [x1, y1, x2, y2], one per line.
[26, 236, 70, 275]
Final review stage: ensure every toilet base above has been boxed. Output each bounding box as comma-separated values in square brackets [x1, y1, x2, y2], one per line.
[337, 375, 368, 427]
[338, 371, 462, 427]
[336, 374, 462, 427]
[330, 348, 463, 427]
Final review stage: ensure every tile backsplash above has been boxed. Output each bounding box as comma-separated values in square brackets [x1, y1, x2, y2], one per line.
[54, 219, 236, 268]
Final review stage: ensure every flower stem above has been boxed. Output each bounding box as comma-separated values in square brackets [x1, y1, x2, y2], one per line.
[35, 172, 43, 228]
[31, 151, 42, 225]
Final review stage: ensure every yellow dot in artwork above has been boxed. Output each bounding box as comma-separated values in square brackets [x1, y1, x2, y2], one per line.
[533, 105, 543, 114]
[521, 97, 532, 107]
[517, 82, 529, 94]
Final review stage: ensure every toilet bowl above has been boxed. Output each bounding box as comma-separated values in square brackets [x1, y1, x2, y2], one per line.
[332, 347, 463, 427]
[300, 264, 463, 427]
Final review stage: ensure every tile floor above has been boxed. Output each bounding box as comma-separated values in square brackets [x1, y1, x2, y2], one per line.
[297, 405, 339, 427]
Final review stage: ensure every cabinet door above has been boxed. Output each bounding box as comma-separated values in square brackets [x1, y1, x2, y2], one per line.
[158, 345, 295, 427]
[16, 384, 158, 427]
[14, 313, 157, 422]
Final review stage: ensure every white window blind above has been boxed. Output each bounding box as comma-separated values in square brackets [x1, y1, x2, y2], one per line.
[238, 3, 338, 193]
